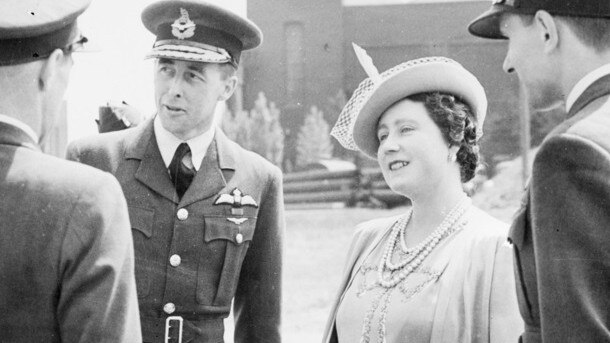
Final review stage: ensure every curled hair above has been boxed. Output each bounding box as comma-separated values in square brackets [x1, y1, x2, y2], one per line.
[408, 92, 479, 182]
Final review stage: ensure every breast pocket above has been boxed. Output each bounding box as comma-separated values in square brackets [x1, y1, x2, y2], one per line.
[128, 206, 154, 298]
[196, 216, 256, 307]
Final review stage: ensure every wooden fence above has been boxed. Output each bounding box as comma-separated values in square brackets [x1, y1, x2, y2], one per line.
[283, 167, 408, 208]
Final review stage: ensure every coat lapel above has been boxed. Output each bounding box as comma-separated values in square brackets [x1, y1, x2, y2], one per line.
[125, 120, 179, 203]
[0, 122, 40, 152]
[568, 74, 610, 118]
[180, 130, 236, 207]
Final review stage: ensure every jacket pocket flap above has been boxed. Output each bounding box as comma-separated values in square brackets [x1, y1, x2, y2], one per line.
[204, 216, 256, 244]
[128, 206, 154, 238]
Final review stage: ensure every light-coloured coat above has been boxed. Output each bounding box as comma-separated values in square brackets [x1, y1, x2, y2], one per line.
[322, 207, 522, 343]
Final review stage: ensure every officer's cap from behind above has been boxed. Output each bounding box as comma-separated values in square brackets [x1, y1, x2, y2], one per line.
[142, 0, 262, 67]
[469, 0, 610, 39]
[0, 0, 91, 66]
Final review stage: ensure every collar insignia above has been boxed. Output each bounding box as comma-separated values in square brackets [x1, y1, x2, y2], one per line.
[171, 8, 196, 40]
[227, 217, 249, 225]
[215, 188, 259, 212]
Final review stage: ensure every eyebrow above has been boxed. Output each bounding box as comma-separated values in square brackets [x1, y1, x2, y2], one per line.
[377, 118, 417, 131]
[158, 58, 174, 65]
[186, 64, 205, 73]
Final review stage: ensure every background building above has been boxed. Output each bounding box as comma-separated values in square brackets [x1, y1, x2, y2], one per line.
[243, 0, 524, 172]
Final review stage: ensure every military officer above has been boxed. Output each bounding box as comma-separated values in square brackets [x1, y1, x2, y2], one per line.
[469, 0, 610, 342]
[0, 0, 142, 341]
[67, 1, 285, 342]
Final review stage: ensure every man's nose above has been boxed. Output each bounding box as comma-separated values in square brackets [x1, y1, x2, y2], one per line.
[502, 54, 515, 74]
[168, 76, 184, 98]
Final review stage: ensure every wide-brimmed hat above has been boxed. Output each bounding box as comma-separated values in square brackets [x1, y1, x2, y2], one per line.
[331, 44, 487, 159]
[142, 0, 262, 67]
[468, 0, 610, 39]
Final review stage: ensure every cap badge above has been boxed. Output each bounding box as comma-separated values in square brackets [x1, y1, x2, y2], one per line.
[171, 8, 196, 40]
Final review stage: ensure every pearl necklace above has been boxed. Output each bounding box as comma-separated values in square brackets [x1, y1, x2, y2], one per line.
[377, 196, 471, 288]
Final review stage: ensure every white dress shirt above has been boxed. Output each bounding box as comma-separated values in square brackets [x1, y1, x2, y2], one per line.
[566, 63, 610, 113]
[0, 114, 39, 144]
[153, 115, 215, 171]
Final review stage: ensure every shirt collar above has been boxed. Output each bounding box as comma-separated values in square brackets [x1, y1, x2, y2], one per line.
[566, 63, 610, 113]
[153, 115, 215, 171]
[0, 114, 39, 144]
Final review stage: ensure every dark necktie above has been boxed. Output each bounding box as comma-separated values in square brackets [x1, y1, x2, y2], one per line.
[169, 142, 196, 199]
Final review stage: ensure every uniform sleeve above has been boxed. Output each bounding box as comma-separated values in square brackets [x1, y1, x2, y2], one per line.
[531, 133, 610, 342]
[56, 174, 142, 343]
[489, 238, 523, 343]
[233, 166, 285, 343]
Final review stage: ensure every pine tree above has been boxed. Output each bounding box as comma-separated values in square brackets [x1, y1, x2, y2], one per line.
[220, 92, 284, 168]
[295, 105, 333, 168]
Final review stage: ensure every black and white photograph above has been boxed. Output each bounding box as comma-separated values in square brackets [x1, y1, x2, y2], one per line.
[1, 0, 609, 342]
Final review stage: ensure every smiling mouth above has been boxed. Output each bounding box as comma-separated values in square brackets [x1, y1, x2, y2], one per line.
[389, 161, 409, 171]
[164, 104, 184, 112]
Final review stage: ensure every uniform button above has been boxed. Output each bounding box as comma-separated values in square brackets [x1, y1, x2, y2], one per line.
[163, 302, 176, 314]
[169, 254, 181, 267]
[177, 208, 188, 221]
[235, 233, 244, 244]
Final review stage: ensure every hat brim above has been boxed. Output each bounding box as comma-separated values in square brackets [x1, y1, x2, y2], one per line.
[467, 5, 512, 39]
[352, 61, 487, 159]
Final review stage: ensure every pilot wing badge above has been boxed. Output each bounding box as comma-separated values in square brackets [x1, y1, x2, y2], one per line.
[215, 188, 258, 208]
[171, 8, 196, 40]
[214, 188, 258, 225]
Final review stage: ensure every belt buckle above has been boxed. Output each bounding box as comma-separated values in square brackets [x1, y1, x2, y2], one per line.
[165, 316, 183, 343]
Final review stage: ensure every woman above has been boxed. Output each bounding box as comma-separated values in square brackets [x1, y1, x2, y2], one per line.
[322, 50, 522, 343]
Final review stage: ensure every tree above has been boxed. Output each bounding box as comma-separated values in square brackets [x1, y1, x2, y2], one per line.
[295, 105, 333, 168]
[220, 92, 284, 168]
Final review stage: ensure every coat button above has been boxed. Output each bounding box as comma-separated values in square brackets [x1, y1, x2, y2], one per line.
[235, 233, 244, 244]
[177, 208, 188, 221]
[163, 302, 175, 314]
[169, 254, 181, 267]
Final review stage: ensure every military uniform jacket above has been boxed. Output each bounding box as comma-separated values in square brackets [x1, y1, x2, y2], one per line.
[67, 119, 284, 343]
[0, 122, 142, 342]
[509, 75, 610, 342]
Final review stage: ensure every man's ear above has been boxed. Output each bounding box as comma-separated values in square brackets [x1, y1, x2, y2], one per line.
[38, 49, 66, 91]
[534, 10, 559, 54]
[218, 75, 238, 102]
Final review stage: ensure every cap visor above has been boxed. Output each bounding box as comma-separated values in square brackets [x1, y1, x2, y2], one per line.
[467, 7, 509, 39]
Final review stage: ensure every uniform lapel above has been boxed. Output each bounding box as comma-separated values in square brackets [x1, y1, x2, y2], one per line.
[180, 130, 236, 206]
[568, 74, 610, 118]
[0, 122, 40, 152]
[125, 119, 178, 203]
